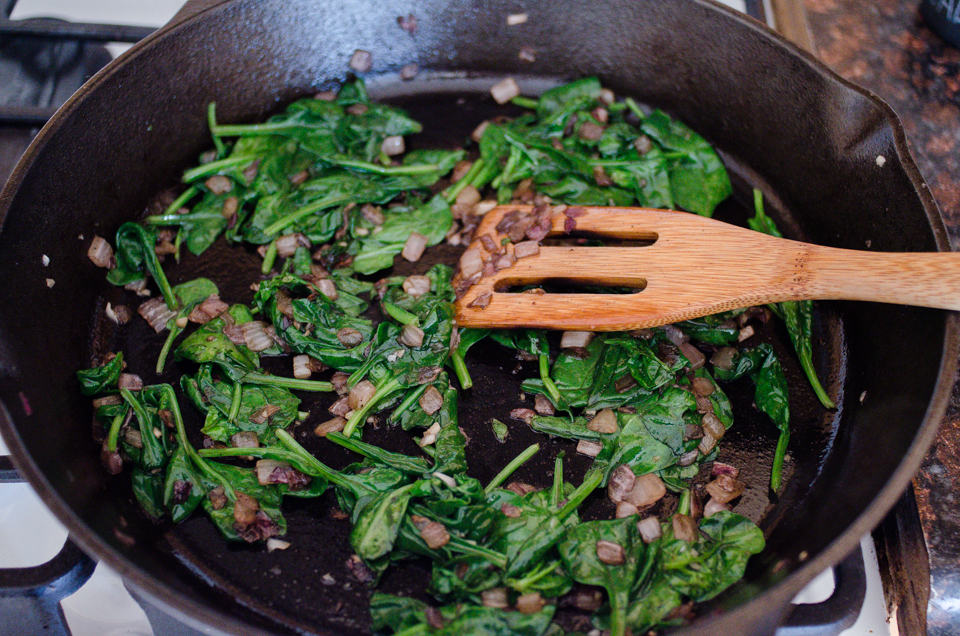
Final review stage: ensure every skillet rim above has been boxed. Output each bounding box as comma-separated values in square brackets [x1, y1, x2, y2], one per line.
[0, 0, 953, 634]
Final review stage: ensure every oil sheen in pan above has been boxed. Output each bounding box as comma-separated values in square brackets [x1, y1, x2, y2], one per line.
[103, 87, 844, 635]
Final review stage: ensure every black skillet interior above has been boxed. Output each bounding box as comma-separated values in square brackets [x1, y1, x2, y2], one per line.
[0, 1, 952, 635]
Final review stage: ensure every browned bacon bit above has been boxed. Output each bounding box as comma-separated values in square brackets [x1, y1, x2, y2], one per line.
[349, 49, 373, 73]
[261, 462, 312, 491]
[231, 432, 259, 448]
[482, 261, 497, 277]
[509, 408, 536, 424]
[516, 592, 547, 614]
[564, 216, 577, 234]
[208, 486, 227, 510]
[419, 386, 444, 415]
[330, 371, 351, 395]
[425, 607, 446, 629]
[525, 206, 553, 241]
[513, 241, 539, 259]
[518, 45, 537, 63]
[399, 63, 419, 81]
[705, 473, 745, 504]
[672, 513, 699, 543]
[711, 461, 740, 479]
[235, 510, 281, 543]
[417, 518, 451, 549]
[87, 236, 115, 268]
[118, 373, 143, 391]
[593, 165, 614, 186]
[397, 13, 418, 34]
[328, 396, 351, 417]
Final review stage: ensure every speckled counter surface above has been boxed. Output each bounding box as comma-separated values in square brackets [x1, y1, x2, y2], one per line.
[802, 1, 960, 633]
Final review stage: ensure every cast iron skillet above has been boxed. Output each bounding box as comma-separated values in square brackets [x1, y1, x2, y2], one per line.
[0, 1, 955, 634]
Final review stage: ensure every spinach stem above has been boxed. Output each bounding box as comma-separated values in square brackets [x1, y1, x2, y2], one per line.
[156, 384, 236, 500]
[485, 443, 540, 494]
[557, 468, 603, 519]
[771, 429, 789, 493]
[538, 353, 562, 406]
[143, 211, 226, 225]
[262, 195, 348, 236]
[386, 384, 428, 425]
[624, 97, 646, 121]
[207, 103, 227, 158]
[551, 452, 565, 507]
[105, 410, 126, 453]
[444, 535, 507, 568]
[798, 354, 835, 409]
[227, 382, 243, 423]
[381, 299, 419, 326]
[212, 121, 307, 137]
[442, 157, 485, 203]
[334, 158, 441, 175]
[182, 154, 254, 182]
[159, 185, 200, 219]
[242, 372, 333, 392]
[156, 324, 182, 374]
[678, 489, 692, 516]
[449, 350, 472, 390]
[261, 239, 278, 274]
[510, 96, 539, 110]
[343, 377, 402, 437]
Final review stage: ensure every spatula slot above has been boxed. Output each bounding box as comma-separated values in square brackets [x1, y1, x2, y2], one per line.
[492, 278, 647, 294]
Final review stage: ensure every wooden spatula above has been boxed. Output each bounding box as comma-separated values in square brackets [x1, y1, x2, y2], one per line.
[453, 205, 960, 331]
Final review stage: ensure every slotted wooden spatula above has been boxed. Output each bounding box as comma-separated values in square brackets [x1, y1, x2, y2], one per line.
[453, 205, 960, 331]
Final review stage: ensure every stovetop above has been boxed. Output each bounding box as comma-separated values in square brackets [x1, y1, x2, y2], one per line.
[0, 0, 935, 634]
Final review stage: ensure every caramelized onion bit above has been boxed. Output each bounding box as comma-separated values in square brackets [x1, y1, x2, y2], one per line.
[705, 474, 745, 504]
[314, 417, 346, 437]
[138, 297, 177, 332]
[672, 513, 698, 543]
[348, 380, 377, 411]
[401, 232, 428, 262]
[398, 324, 425, 347]
[637, 516, 662, 543]
[607, 465, 637, 503]
[624, 473, 666, 508]
[516, 592, 546, 615]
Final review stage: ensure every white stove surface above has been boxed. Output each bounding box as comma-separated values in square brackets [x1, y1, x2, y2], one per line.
[0, 0, 894, 634]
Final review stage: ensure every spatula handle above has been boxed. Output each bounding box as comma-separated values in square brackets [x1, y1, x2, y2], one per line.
[804, 246, 960, 311]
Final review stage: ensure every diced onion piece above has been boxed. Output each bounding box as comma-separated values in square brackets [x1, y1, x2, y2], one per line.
[337, 328, 364, 348]
[475, 200, 498, 216]
[679, 342, 706, 369]
[510, 408, 536, 424]
[701, 413, 726, 440]
[402, 275, 431, 297]
[316, 278, 338, 300]
[401, 232, 428, 262]
[232, 432, 260, 449]
[672, 513, 698, 543]
[596, 540, 626, 565]
[399, 63, 419, 81]
[607, 465, 637, 503]
[314, 417, 346, 437]
[704, 498, 732, 517]
[711, 346, 737, 370]
[459, 247, 483, 279]
[381, 135, 405, 156]
[490, 77, 520, 104]
[738, 325, 756, 342]
[118, 373, 143, 391]
[419, 386, 444, 415]
[481, 588, 510, 609]
[275, 233, 306, 258]
[455, 185, 481, 206]
[678, 449, 700, 467]
[516, 592, 546, 615]
[705, 474, 745, 504]
[471, 120, 490, 142]
[513, 240, 540, 259]
[205, 174, 232, 194]
[560, 330, 594, 349]
[576, 439, 603, 457]
[418, 519, 451, 549]
[698, 431, 718, 455]
[398, 324, 425, 348]
[266, 538, 290, 552]
[349, 49, 373, 72]
[616, 502, 639, 518]
[242, 321, 274, 352]
[348, 380, 377, 411]
[255, 459, 287, 484]
[87, 236, 114, 268]
[692, 376, 715, 397]
[293, 355, 313, 379]
[533, 393, 555, 416]
[637, 516, 662, 543]
[587, 408, 618, 434]
[506, 12, 528, 25]
[138, 297, 177, 332]
[624, 473, 666, 508]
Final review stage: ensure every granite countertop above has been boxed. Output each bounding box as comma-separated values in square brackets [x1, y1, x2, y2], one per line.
[802, 1, 960, 633]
